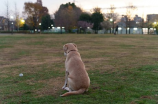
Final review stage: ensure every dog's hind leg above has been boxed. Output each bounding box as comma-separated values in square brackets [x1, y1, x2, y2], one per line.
[62, 71, 69, 89]
[63, 78, 73, 92]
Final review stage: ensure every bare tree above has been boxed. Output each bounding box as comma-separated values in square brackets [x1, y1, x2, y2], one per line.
[100, 21, 111, 33]
[91, 7, 102, 13]
[104, 5, 119, 33]
[125, 3, 137, 34]
[14, 2, 20, 31]
[126, 3, 137, 20]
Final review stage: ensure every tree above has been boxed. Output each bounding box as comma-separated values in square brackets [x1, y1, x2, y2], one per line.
[91, 7, 104, 34]
[14, 2, 21, 31]
[153, 23, 158, 34]
[126, 3, 137, 21]
[79, 13, 91, 22]
[23, 2, 48, 31]
[104, 5, 119, 33]
[54, 2, 82, 32]
[126, 3, 137, 34]
[41, 14, 53, 30]
[78, 13, 93, 33]
[20, 24, 29, 30]
[92, 7, 102, 13]
[100, 21, 111, 33]
[77, 21, 93, 33]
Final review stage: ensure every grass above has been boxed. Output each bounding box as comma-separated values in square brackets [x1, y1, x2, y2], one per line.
[0, 34, 158, 104]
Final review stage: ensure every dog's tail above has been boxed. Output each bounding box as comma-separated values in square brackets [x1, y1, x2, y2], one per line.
[60, 88, 86, 97]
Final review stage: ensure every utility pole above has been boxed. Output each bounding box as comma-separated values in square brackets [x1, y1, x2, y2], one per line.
[129, 19, 130, 34]
[110, 5, 115, 34]
[146, 15, 149, 34]
[5, 1, 10, 31]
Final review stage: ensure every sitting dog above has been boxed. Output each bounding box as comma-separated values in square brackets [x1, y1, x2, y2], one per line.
[61, 43, 90, 97]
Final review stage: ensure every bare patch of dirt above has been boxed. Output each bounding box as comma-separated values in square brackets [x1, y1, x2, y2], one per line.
[2, 91, 24, 100]
[140, 96, 152, 99]
[116, 52, 131, 58]
[0, 74, 9, 78]
[0, 56, 62, 69]
[99, 65, 115, 74]
[83, 58, 110, 70]
[100, 65, 115, 70]
[153, 58, 158, 61]
[35, 77, 64, 97]
[83, 58, 109, 64]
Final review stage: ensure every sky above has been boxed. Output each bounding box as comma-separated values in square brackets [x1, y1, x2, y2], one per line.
[0, 0, 158, 20]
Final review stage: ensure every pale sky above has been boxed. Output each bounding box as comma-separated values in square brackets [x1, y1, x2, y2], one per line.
[0, 0, 158, 20]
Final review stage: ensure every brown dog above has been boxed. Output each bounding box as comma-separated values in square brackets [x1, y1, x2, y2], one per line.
[61, 43, 90, 97]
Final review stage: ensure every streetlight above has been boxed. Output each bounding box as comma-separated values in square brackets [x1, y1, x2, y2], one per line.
[11, 22, 14, 34]
[110, 18, 114, 34]
[10, 16, 14, 32]
[153, 22, 157, 34]
[87, 27, 90, 34]
[147, 16, 150, 34]
[21, 19, 25, 24]
[80, 27, 82, 33]
[51, 24, 53, 32]
[19, 19, 25, 31]
[10, 16, 14, 20]
[39, 23, 41, 33]
[129, 19, 131, 34]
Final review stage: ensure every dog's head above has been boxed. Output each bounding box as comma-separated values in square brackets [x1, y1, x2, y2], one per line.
[63, 43, 78, 56]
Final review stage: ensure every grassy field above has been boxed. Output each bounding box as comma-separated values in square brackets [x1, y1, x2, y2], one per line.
[0, 34, 158, 104]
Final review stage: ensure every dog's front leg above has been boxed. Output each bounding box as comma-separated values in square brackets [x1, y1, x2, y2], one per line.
[62, 71, 69, 89]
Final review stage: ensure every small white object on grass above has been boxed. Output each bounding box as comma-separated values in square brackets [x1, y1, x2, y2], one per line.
[19, 73, 23, 77]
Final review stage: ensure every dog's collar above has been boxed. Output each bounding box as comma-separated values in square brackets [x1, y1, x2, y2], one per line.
[68, 50, 77, 53]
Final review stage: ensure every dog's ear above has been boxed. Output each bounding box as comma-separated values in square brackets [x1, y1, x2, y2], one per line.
[63, 44, 68, 51]
[73, 43, 77, 48]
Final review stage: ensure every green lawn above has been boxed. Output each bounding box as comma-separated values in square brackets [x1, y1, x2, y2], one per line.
[0, 34, 158, 104]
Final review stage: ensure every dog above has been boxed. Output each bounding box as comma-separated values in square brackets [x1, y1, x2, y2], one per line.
[61, 43, 90, 97]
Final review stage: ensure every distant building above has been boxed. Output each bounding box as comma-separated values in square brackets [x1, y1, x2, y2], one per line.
[0, 16, 9, 31]
[0, 16, 17, 31]
[118, 15, 144, 28]
[37, 0, 42, 6]
[118, 15, 136, 28]
[134, 15, 143, 24]
[147, 14, 158, 23]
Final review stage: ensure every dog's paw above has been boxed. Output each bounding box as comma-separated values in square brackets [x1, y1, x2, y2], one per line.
[62, 87, 70, 91]
[62, 86, 66, 90]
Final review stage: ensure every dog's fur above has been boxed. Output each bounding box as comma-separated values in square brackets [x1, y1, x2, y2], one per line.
[61, 43, 90, 97]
